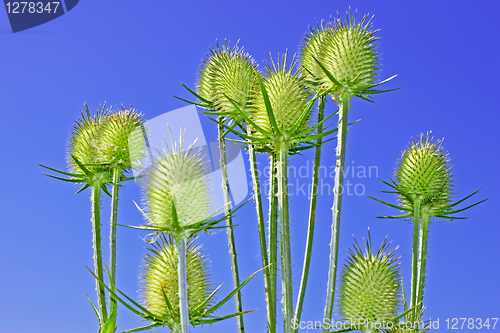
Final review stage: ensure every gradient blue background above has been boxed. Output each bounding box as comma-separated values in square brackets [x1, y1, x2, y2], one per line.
[1, 1, 499, 332]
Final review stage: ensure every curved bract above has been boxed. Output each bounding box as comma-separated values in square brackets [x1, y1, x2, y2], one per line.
[141, 235, 212, 330]
[340, 235, 401, 328]
[197, 41, 259, 122]
[143, 135, 211, 233]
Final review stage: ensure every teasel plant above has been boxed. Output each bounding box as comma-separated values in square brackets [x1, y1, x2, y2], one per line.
[40, 103, 147, 332]
[369, 132, 487, 321]
[297, 11, 399, 331]
[328, 232, 418, 333]
[104, 132, 261, 333]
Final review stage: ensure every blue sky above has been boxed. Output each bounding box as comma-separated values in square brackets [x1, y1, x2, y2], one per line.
[1, 1, 499, 332]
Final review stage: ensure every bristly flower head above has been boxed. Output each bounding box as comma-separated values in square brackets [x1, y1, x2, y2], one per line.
[68, 103, 111, 174]
[143, 133, 211, 235]
[395, 132, 452, 213]
[301, 10, 380, 97]
[141, 235, 212, 329]
[250, 53, 313, 144]
[95, 106, 146, 170]
[197, 41, 259, 122]
[340, 233, 401, 327]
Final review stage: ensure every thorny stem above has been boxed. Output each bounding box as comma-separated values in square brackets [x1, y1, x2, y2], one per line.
[218, 119, 245, 333]
[410, 198, 421, 320]
[176, 237, 190, 333]
[324, 93, 350, 331]
[293, 95, 326, 332]
[277, 144, 293, 333]
[249, 144, 275, 333]
[109, 167, 122, 321]
[91, 180, 108, 323]
[268, 154, 279, 333]
[416, 210, 430, 316]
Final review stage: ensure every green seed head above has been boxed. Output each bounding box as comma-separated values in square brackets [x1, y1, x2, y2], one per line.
[315, 12, 379, 95]
[68, 104, 110, 174]
[251, 54, 313, 141]
[144, 135, 211, 232]
[95, 107, 146, 170]
[395, 133, 452, 211]
[340, 235, 401, 325]
[141, 235, 212, 329]
[197, 42, 259, 121]
[300, 21, 330, 90]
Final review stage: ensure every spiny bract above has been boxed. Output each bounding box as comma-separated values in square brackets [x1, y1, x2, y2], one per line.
[340, 235, 401, 325]
[251, 54, 313, 142]
[310, 11, 379, 95]
[95, 107, 146, 170]
[68, 104, 110, 174]
[197, 42, 259, 121]
[395, 132, 452, 213]
[141, 235, 212, 329]
[144, 135, 211, 232]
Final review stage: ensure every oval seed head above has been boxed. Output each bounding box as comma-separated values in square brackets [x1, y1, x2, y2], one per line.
[300, 21, 330, 90]
[68, 104, 110, 174]
[141, 235, 212, 329]
[197, 42, 259, 122]
[251, 54, 313, 141]
[144, 135, 211, 232]
[340, 235, 401, 325]
[318, 11, 379, 95]
[395, 132, 452, 212]
[95, 107, 146, 170]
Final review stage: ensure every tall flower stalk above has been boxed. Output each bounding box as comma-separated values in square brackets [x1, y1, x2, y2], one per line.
[370, 133, 486, 319]
[297, 13, 397, 330]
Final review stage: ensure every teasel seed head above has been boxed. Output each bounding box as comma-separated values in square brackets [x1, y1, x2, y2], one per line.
[141, 235, 212, 329]
[197, 41, 259, 122]
[300, 20, 330, 90]
[144, 134, 211, 234]
[68, 103, 110, 174]
[251, 53, 313, 143]
[340, 234, 401, 326]
[95, 107, 146, 170]
[395, 132, 452, 213]
[313, 11, 379, 96]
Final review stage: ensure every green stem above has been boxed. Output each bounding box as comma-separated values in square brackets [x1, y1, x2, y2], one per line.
[277, 144, 293, 333]
[293, 96, 325, 332]
[249, 144, 275, 333]
[176, 237, 190, 333]
[91, 181, 108, 323]
[268, 153, 278, 333]
[410, 198, 421, 320]
[218, 119, 244, 333]
[109, 167, 121, 320]
[416, 210, 430, 316]
[324, 93, 350, 331]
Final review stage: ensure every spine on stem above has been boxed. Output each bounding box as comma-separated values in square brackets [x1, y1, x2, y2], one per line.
[324, 93, 350, 330]
[91, 181, 108, 322]
[294, 96, 326, 331]
[249, 144, 275, 333]
[277, 144, 293, 333]
[218, 120, 244, 333]
[176, 237, 190, 333]
[268, 153, 278, 333]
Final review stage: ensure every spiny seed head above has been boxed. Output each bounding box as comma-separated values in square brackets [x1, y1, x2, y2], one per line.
[395, 132, 452, 211]
[68, 104, 110, 174]
[340, 234, 401, 324]
[141, 235, 212, 329]
[251, 53, 313, 140]
[300, 20, 330, 89]
[144, 135, 211, 232]
[197, 42, 259, 121]
[95, 107, 146, 170]
[312, 11, 379, 95]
